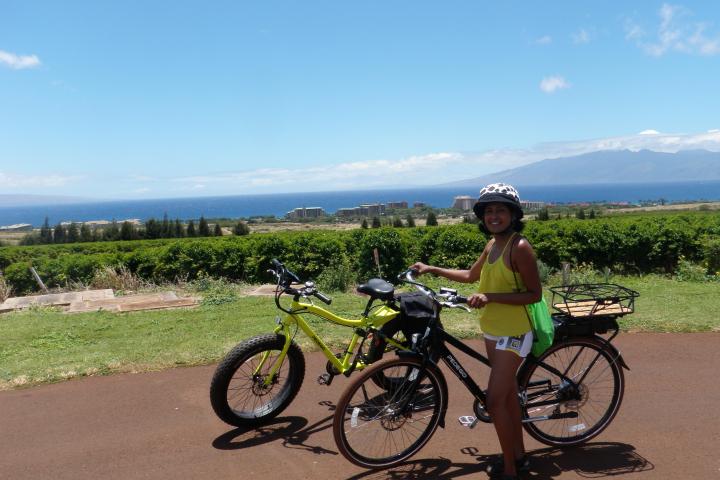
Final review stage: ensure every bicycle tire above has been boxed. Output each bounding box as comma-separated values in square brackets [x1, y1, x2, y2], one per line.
[210, 333, 305, 427]
[518, 336, 624, 446]
[333, 357, 447, 469]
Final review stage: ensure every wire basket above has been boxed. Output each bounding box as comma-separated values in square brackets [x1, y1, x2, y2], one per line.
[549, 283, 639, 319]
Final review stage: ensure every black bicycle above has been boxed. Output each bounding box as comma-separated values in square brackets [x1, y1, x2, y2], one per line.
[332, 270, 638, 469]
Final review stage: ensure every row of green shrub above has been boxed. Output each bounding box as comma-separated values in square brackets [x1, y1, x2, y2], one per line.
[2, 212, 719, 294]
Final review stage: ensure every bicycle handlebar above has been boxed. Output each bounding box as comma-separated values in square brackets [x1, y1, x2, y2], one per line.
[398, 269, 470, 312]
[269, 259, 332, 307]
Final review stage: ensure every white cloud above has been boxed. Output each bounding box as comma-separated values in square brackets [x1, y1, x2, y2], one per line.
[0, 50, 41, 69]
[572, 29, 590, 44]
[539, 75, 570, 93]
[535, 35, 552, 45]
[626, 3, 720, 56]
[0, 171, 82, 188]
[161, 130, 720, 192]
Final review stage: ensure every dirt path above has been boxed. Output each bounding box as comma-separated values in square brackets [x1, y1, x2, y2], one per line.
[1, 333, 719, 479]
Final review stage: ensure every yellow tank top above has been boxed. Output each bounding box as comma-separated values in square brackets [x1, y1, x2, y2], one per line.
[478, 233, 532, 336]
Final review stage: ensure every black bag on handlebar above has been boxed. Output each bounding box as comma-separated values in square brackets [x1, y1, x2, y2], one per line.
[366, 292, 438, 363]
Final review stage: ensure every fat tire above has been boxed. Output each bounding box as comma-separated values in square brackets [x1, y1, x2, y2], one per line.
[518, 336, 624, 447]
[333, 357, 447, 469]
[210, 333, 305, 427]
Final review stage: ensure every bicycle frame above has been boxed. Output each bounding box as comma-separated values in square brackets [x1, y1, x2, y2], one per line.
[257, 297, 404, 386]
[405, 323, 596, 425]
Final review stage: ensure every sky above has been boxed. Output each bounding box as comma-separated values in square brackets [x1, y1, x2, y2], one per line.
[2, 0, 720, 199]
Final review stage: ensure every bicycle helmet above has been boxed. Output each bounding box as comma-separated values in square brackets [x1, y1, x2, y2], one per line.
[472, 183, 524, 220]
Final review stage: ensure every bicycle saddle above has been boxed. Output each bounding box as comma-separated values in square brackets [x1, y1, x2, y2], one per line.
[356, 278, 395, 300]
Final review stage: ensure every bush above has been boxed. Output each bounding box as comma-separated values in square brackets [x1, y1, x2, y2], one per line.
[0, 275, 12, 301]
[91, 265, 146, 291]
[675, 258, 709, 282]
[316, 258, 357, 292]
[4, 262, 36, 295]
[191, 276, 238, 305]
[353, 228, 408, 282]
[703, 237, 720, 275]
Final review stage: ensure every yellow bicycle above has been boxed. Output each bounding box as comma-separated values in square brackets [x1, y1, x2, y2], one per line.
[210, 259, 409, 427]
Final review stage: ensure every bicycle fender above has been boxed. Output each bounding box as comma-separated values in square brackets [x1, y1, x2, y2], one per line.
[602, 340, 630, 370]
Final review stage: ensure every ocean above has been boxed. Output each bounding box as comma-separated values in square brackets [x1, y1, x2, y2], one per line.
[2, 180, 720, 227]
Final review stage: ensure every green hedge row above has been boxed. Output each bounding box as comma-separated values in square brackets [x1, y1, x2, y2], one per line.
[2, 212, 719, 294]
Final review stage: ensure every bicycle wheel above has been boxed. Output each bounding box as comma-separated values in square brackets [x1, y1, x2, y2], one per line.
[210, 333, 305, 427]
[518, 336, 624, 446]
[333, 357, 447, 469]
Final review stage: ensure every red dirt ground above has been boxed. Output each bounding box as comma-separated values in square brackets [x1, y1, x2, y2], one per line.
[1, 333, 719, 479]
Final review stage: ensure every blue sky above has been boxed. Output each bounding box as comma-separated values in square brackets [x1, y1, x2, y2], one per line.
[2, 1, 720, 199]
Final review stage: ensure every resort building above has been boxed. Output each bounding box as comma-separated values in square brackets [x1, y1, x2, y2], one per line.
[285, 207, 325, 219]
[451, 195, 475, 211]
[387, 201, 408, 209]
[413, 202, 426, 208]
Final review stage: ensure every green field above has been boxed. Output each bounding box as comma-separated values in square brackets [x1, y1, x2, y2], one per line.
[1, 274, 718, 391]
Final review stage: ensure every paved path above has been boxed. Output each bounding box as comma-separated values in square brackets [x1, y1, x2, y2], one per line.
[1, 333, 719, 479]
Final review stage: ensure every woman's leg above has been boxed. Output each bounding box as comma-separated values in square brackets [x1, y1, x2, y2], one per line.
[485, 338, 525, 476]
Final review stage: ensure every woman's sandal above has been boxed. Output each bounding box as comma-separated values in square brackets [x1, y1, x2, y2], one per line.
[486, 454, 530, 477]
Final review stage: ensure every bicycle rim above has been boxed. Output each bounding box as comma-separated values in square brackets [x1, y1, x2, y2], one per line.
[520, 337, 624, 446]
[333, 358, 445, 469]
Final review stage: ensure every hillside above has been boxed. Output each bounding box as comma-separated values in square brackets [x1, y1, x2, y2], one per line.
[444, 149, 720, 187]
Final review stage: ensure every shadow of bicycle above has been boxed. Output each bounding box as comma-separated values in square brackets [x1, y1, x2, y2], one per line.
[343, 441, 653, 479]
[211, 413, 338, 456]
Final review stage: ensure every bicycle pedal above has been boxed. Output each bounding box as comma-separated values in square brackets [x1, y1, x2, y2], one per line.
[317, 373, 334, 386]
[458, 415, 479, 429]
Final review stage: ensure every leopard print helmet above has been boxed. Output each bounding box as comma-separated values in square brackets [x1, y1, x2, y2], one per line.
[472, 183, 524, 220]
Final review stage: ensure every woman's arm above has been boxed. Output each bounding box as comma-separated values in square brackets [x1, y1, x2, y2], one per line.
[411, 241, 491, 284]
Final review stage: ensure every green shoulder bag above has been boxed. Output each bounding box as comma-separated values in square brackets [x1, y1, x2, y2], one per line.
[509, 236, 554, 357]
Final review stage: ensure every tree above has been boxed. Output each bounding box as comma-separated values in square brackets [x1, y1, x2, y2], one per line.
[186, 220, 197, 237]
[537, 207, 550, 221]
[161, 213, 171, 238]
[361, 218, 368, 229]
[80, 224, 94, 242]
[67, 223, 80, 243]
[576, 208, 586, 220]
[40, 217, 52, 244]
[145, 218, 161, 239]
[52, 223, 66, 243]
[120, 221, 136, 240]
[371, 216, 382, 228]
[426, 211, 438, 226]
[392, 216, 404, 228]
[405, 215, 415, 228]
[198, 216, 210, 236]
[174, 219, 185, 237]
[588, 208, 596, 219]
[233, 221, 250, 235]
[214, 223, 222, 236]
[104, 221, 120, 241]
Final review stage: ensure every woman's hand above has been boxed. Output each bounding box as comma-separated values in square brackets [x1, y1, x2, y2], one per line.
[467, 293, 490, 309]
[410, 262, 434, 275]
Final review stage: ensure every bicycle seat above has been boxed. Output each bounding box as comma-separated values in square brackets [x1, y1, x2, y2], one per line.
[356, 278, 395, 300]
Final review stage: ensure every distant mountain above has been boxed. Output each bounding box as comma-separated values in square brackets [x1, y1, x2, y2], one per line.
[0, 194, 95, 208]
[442, 149, 720, 188]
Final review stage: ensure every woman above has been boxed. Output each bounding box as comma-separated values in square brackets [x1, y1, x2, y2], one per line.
[411, 183, 542, 480]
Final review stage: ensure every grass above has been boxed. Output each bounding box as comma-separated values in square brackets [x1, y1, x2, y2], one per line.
[1, 275, 718, 390]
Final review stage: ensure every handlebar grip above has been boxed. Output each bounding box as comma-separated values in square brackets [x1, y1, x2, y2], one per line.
[454, 295, 468, 304]
[314, 291, 332, 305]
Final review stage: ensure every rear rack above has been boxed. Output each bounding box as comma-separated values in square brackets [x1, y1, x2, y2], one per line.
[549, 283, 639, 319]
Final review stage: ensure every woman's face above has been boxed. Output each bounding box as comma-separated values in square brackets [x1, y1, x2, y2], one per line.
[483, 202, 513, 234]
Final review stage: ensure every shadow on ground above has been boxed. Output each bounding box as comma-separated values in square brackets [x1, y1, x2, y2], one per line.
[342, 442, 653, 479]
[212, 414, 338, 456]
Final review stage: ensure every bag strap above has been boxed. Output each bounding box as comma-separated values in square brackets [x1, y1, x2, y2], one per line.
[508, 235, 536, 335]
